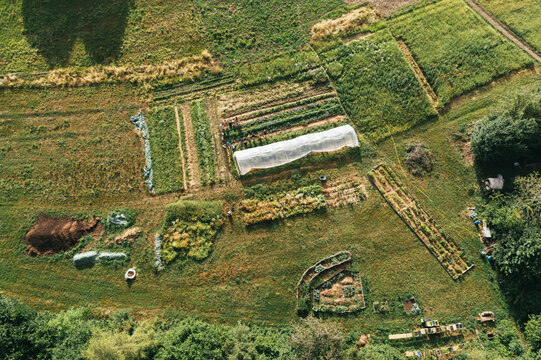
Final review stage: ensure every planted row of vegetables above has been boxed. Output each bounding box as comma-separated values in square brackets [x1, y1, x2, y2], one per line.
[190, 99, 217, 185]
[322, 176, 366, 208]
[153, 74, 235, 102]
[368, 164, 472, 279]
[224, 99, 343, 142]
[238, 184, 326, 225]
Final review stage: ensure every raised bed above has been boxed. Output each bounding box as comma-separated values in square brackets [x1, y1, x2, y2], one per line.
[313, 270, 366, 314]
[368, 163, 473, 280]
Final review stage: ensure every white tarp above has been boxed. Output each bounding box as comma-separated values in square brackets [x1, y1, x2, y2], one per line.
[233, 125, 359, 175]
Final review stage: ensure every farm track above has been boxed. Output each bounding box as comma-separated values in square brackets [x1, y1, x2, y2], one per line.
[396, 40, 438, 106]
[467, 0, 541, 63]
[180, 103, 201, 189]
[173, 106, 188, 190]
[206, 97, 232, 183]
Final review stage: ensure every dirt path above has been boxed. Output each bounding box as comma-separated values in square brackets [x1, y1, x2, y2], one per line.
[173, 106, 188, 190]
[467, 0, 541, 63]
[206, 97, 232, 182]
[180, 103, 201, 189]
[396, 40, 438, 106]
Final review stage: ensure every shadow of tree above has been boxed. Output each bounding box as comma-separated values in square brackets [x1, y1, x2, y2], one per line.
[22, 0, 134, 68]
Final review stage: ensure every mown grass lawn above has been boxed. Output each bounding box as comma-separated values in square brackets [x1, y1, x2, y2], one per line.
[3, 74, 540, 332]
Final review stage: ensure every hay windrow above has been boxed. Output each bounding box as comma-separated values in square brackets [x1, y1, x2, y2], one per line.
[0, 50, 222, 88]
[310, 7, 381, 41]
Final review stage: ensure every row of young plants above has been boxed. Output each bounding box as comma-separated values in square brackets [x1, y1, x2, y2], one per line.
[388, 0, 533, 105]
[234, 118, 350, 150]
[317, 29, 437, 141]
[160, 200, 224, 265]
[153, 74, 235, 102]
[147, 107, 186, 194]
[224, 99, 343, 141]
[238, 184, 327, 225]
[190, 99, 217, 185]
[368, 164, 472, 279]
[232, 93, 336, 122]
[295, 251, 352, 316]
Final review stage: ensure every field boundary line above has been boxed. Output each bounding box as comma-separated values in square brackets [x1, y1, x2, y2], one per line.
[174, 106, 188, 190]
[466, 0, 541, 63]
[395, 40, 438, 107]
[180, 103, 201, 189]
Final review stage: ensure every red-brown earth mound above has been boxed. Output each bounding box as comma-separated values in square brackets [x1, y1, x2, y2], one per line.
[25, 216, 103, 256]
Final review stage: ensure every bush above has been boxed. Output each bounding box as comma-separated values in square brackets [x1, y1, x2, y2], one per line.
[525, 314, 541, 351]
[404, 142, 433, 175]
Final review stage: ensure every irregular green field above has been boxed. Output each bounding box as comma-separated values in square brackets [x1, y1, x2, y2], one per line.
[475, 0, 541, 54]
[2, 74, 540, 329]
[147, 107, 185, 194]
[0, 0, 207, 72]
[389, 0, 533, 105]
[196, 0, 347, 63]
[318, 29, 437, 141]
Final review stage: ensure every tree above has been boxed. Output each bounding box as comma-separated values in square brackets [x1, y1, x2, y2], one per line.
[155, 318, 228, 360]
[226, 322, 292, 360]
[344, 344, 401, 360]
[525, 315, 541, 352]
[46, 308, 95, 360]
[291, 317, 343, 360]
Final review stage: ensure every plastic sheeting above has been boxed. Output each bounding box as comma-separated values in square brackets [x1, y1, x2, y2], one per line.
[154, 234, 164, 270]
[131, 111, 154, 192]
[107, 213, 128, 227]
[233, 125, 359, 175]
[98, 252, 127, 261]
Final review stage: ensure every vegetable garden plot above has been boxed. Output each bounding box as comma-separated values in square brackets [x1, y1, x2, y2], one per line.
[475, 0, 541, 54]
[318, 29, 437, 141]
[313, 270, 366, 314]
[238, 185, 326, 225]
[368, 164, 473, 279]
[389, 0, 533, 105]
[190, 99, 217, 185]
[323, 175, 367, 208]
[147, 107, 186, 194]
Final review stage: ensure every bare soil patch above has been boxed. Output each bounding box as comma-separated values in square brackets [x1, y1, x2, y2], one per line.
[26, 216, 103, 256]
[180, 103, 201, 189]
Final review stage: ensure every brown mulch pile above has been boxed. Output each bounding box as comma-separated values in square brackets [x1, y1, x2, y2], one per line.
[25, 216, 103, 256]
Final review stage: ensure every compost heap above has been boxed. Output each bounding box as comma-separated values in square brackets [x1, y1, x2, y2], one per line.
[25, 216, 102, 256]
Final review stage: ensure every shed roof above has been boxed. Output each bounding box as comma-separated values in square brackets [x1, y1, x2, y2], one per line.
[233, 125, 359, 175]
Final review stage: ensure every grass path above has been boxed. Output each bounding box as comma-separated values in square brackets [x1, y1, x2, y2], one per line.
[180, 103, 201, 189]
[174, 106, 188, 190]
[467, 0, 541, 63]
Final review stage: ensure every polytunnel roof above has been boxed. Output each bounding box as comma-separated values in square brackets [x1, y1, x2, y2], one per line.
[233, 125, 359, 175]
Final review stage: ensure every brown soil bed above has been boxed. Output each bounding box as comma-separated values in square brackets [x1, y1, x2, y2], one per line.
[25, 215, 103, 256]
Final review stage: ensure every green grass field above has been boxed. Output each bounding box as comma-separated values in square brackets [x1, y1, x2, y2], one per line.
[0, 0, 207, 72]
[475, 0, 541, 54]
[389, 0, 534, 105]
[318, 29, 437, 141]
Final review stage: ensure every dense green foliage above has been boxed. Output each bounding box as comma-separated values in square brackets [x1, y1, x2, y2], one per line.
[319, 29, 436, 141]
[190, 99, 216, 185]
[389, 0, 533, 105]
[482, 173, 541, 318]
[196, 0, 346, 63]
[471, 88, 541, 167]
[147, 107, 185, 194]
[476, 0, 541, 53]
[525, 315, 541, 352]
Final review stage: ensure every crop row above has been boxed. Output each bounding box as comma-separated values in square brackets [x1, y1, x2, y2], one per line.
[232, 93, 336, 122]
[224, 100, 343, 141]
[368, 164, 472, 279]
[153, 75, 235, 101]
[190, 99, 217, 185]
[147, 107, 185, 194]
[238, 184, 326, 225]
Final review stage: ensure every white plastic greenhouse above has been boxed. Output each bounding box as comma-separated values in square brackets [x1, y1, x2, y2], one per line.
[233, 125, 359, 175]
